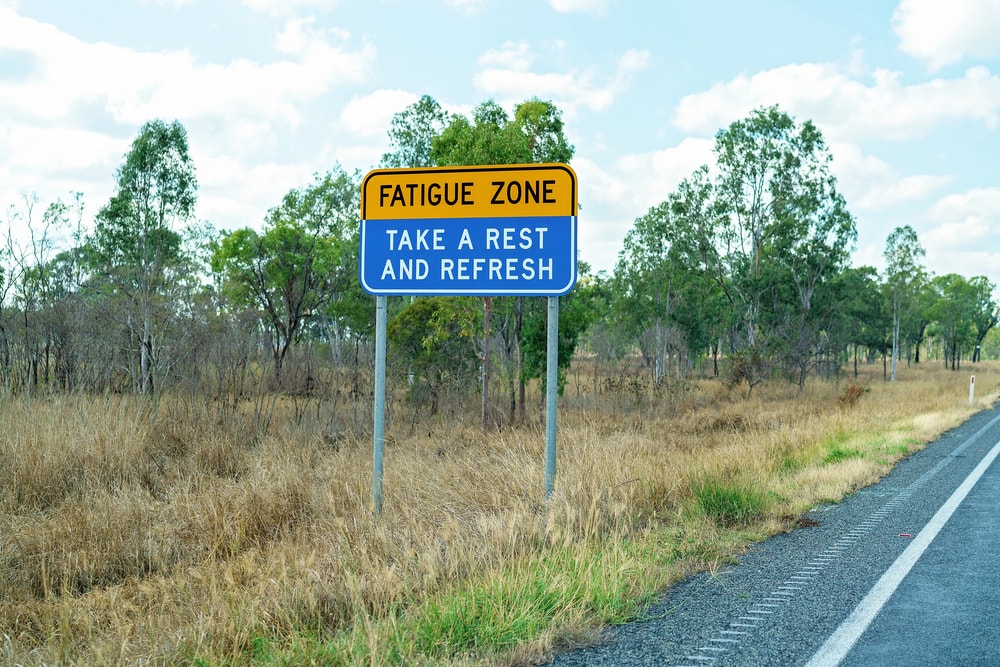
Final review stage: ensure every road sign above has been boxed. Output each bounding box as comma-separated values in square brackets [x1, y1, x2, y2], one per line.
[359, 163, 577, 296]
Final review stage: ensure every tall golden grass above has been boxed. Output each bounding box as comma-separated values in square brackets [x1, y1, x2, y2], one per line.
[1, 362, 996, 665]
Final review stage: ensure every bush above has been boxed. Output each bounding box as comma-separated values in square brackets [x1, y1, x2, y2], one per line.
[693, 479, 772, 527]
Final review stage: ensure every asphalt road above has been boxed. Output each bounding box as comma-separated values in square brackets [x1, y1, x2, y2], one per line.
[545, 402, 1000, 667]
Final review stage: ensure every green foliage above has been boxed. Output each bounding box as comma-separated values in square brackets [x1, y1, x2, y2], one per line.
[693, 479, 773, 527]
[927, 273, 978, 369]
[84, 119, 198, 394]
[380, 94, 450, 169]
[381, 547, 655, 663]
[386, 297, 479, 414]
[833, 266, 890, 357]
[884, 225, 927, 377]
[967, 275, 998, 360]
[823, 445, 864, 464]
[609, 105, 859, 389]
[211, 167, 367, 374]
[432, 97, 573, 167]
[89, 119, 196, 281]
[713, 106, 856, 354]
[521, 265, 601, 395]
[612, 167, 728, 381]
[389, 95, 578, 420]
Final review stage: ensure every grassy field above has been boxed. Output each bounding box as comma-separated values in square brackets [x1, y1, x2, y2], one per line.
[1, 361, 997, 666]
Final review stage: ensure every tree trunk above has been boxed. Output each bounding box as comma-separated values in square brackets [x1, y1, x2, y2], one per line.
[890, 309, 899, 382]
[141, 314, 154, 395]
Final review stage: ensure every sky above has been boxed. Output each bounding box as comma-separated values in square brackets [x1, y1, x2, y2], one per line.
[2, 0, 1000, 293]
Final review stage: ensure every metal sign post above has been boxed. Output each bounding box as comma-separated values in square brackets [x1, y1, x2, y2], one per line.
[545, 296, 559, 499]
[360, 163, 578, 514]
[372, 295, 387, 515]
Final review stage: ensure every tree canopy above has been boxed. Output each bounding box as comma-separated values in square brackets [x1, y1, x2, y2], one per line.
[1, 104, 997, 408]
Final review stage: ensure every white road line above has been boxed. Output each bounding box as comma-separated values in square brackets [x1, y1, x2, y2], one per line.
[805, 438, 1000, 667]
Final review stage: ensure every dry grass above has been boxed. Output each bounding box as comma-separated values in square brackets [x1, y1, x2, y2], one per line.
[1, 361, 997, 665]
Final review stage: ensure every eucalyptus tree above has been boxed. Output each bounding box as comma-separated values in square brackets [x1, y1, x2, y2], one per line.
[429, 97, 575, 428]
[928, 273, 977, 370]
[4, 194, 76, 392]
[664, 167, 731, 374]
[212, 167, 362, 381]
[386, 296, 479, 418]
[967, 276, 998, 362]
[520, 264, 599, 396]
[614, 202, 684, 383]
[43, 245, 89, 390]
[900, 278, 936, 365]
[380, 94, 450, 169]
[87, 119, 197, 395]
[713, 105, 856, 370]
[883, 225, 926, 381]
[613, 170, 724, 383]
[771, 162, 855, 387]
[831, 266, 889, 377]
[0, 232, 9, 394]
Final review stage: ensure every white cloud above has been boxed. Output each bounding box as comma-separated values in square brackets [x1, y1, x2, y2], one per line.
[572, 138, 714, 272]
[443, 0, 488, 14]
[673, 62, 1000, 142]
[474, 45, 650, 116]
[0, 4, 378, 244]
[611, 137, 714, 210]
[893, 188, 1000, 289]
[192, 152, 318, 227]
[148, 0, 199, 7]
[0, 124, 125, 173]
[930, 187, 1000, 219]
[334, 144, 384, 175]
[340, 90, 419, 138]
[476, 67, 580, 104]
[829, 143, 951, 211]
[0, 7, 375, 147]
[550, 0, 608, 13]
[241, 0, 338, 17]
[925, 188, 1000, 250]
[0, 121, 125, 234]
[478, 41, 533, 71]
[893, 0, 1000, 71]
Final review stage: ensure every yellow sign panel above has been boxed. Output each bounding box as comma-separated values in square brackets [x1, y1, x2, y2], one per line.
[361, 163, 577, 220]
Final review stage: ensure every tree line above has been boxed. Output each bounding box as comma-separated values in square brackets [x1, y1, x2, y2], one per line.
[1, 102, 996, 426]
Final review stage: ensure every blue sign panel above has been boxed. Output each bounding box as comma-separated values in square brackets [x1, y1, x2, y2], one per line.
[359, 215, 577, 296]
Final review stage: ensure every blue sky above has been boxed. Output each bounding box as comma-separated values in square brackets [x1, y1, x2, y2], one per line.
[2, 0, 999, 293]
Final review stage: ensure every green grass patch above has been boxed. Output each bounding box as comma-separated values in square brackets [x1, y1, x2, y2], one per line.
[822, 429, 852, 448]
[406, 545, 664, 661]
[220, 541, 671, 666]
[823, 445, 864, 464]
[693, 480, 773, 527]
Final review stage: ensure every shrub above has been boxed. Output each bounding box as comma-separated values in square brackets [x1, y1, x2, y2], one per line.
[693, 479, 772, 527]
